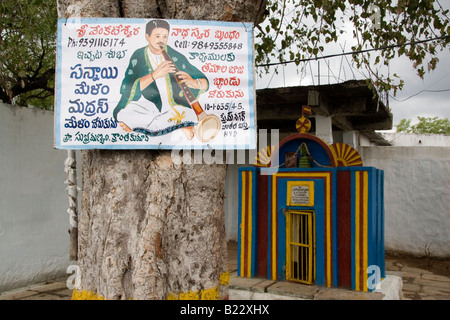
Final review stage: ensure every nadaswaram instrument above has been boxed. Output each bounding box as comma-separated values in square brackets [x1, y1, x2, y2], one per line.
[159, 44, 221, 143]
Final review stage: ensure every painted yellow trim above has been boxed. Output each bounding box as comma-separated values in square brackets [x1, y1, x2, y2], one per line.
[325, 176, 331, 287]
[200, 287, 220, 300]
[219, 271, 230, 285]
[285, 210, 291, 281]
[240, 171, 246, 276]
[352, 171, 370, 291]
[73, 273, 228, 300]
[247, 171, 253, 277]
[308, 210, 313, 283]
[167, 286, 220, 300]
[363, 171, 369, 291]
[355, 172, 360, 291]
[271, 174, 278, 280]
[313, 210, 316, 282]
[71, 287, 220, 301]
[179, 291, 201, 300]
[166, 292, 179, 300]
[72, 289, 104, 300]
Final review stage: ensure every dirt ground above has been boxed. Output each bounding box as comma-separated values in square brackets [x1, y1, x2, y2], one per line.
[385, 251, 450, 277]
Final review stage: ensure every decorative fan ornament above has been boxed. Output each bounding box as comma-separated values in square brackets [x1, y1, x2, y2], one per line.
[330, 143, 363, 167]
[253, 145, 275, 167]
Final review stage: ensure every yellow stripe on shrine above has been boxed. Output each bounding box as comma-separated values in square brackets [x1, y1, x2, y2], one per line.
[355, 173, 360, 290]
[271, 174, 277, 280]
[247, 171, 253, 277]
[240, 171, 246, 276]
[363, 171, 369, 291]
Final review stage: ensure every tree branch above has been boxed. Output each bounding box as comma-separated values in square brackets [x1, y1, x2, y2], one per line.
[0, 86, 11, 104]
[11, 67, 55, 98]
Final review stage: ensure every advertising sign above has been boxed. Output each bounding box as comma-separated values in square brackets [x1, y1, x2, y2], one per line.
[55, 18, 255, 149]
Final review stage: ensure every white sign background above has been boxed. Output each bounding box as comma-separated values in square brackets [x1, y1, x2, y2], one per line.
[290, 185, 310, 205]
[55, 18, 255, 150]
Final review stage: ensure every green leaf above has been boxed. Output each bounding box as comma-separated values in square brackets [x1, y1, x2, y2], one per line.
[254, 0, 447, 98]
[374, 56, 380, 64]
[0, 0, 56, 108]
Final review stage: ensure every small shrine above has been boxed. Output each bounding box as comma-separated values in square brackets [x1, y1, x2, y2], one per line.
[237, 106, 385, 291]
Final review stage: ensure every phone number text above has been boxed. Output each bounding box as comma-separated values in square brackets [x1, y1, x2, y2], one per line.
[67, 37, 126, 48]
[174, 40, 243, 50]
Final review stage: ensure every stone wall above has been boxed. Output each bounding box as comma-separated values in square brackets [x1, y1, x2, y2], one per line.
[0, 103, 75, 292]
[360, 146, 449, 258]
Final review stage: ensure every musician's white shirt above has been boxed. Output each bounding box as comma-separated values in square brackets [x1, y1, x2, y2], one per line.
[116, 47, 196, 132]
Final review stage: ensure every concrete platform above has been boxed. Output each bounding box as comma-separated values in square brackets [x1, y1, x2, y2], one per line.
[229, 273, 403, 300]
[226, 241, 403, 300]
[2, 241, 449, 300]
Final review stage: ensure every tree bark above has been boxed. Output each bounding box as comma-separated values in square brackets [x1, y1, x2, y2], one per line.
[76, 150, 228, 299]
[57, 0, 266, 300]
[57, 0, 266, 23]
[64, 150, 78, 261]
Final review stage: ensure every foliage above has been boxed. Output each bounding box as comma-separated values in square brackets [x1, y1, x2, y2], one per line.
[0, 0, 57, 109]
[396, 116, 450, 134]
[255, 0, 450, 96]
[1, 0, 449, 109]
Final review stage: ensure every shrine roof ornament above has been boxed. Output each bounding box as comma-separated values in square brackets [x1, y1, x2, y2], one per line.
[253, 104, 363, 168]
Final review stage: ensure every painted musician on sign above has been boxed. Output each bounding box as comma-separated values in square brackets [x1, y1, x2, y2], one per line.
[113, 19, 209, 140]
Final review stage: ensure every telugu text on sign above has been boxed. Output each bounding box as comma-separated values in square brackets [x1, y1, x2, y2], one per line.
[55, 18, 255, 150]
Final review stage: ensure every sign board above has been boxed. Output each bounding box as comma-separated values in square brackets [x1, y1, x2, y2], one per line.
[287, 181, 314, 207]
[55, 18, 255, 150]
[291, 185, 310, 204]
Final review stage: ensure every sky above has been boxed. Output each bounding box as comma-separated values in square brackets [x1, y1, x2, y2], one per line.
[254, 2, 450, 131]
[255, 48, 450, 129]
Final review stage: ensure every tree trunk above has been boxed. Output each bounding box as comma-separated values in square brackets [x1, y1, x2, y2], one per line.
[64, 150, 78, 261]
[76, 150, 229, 299]
[57, 0, 266, 300]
